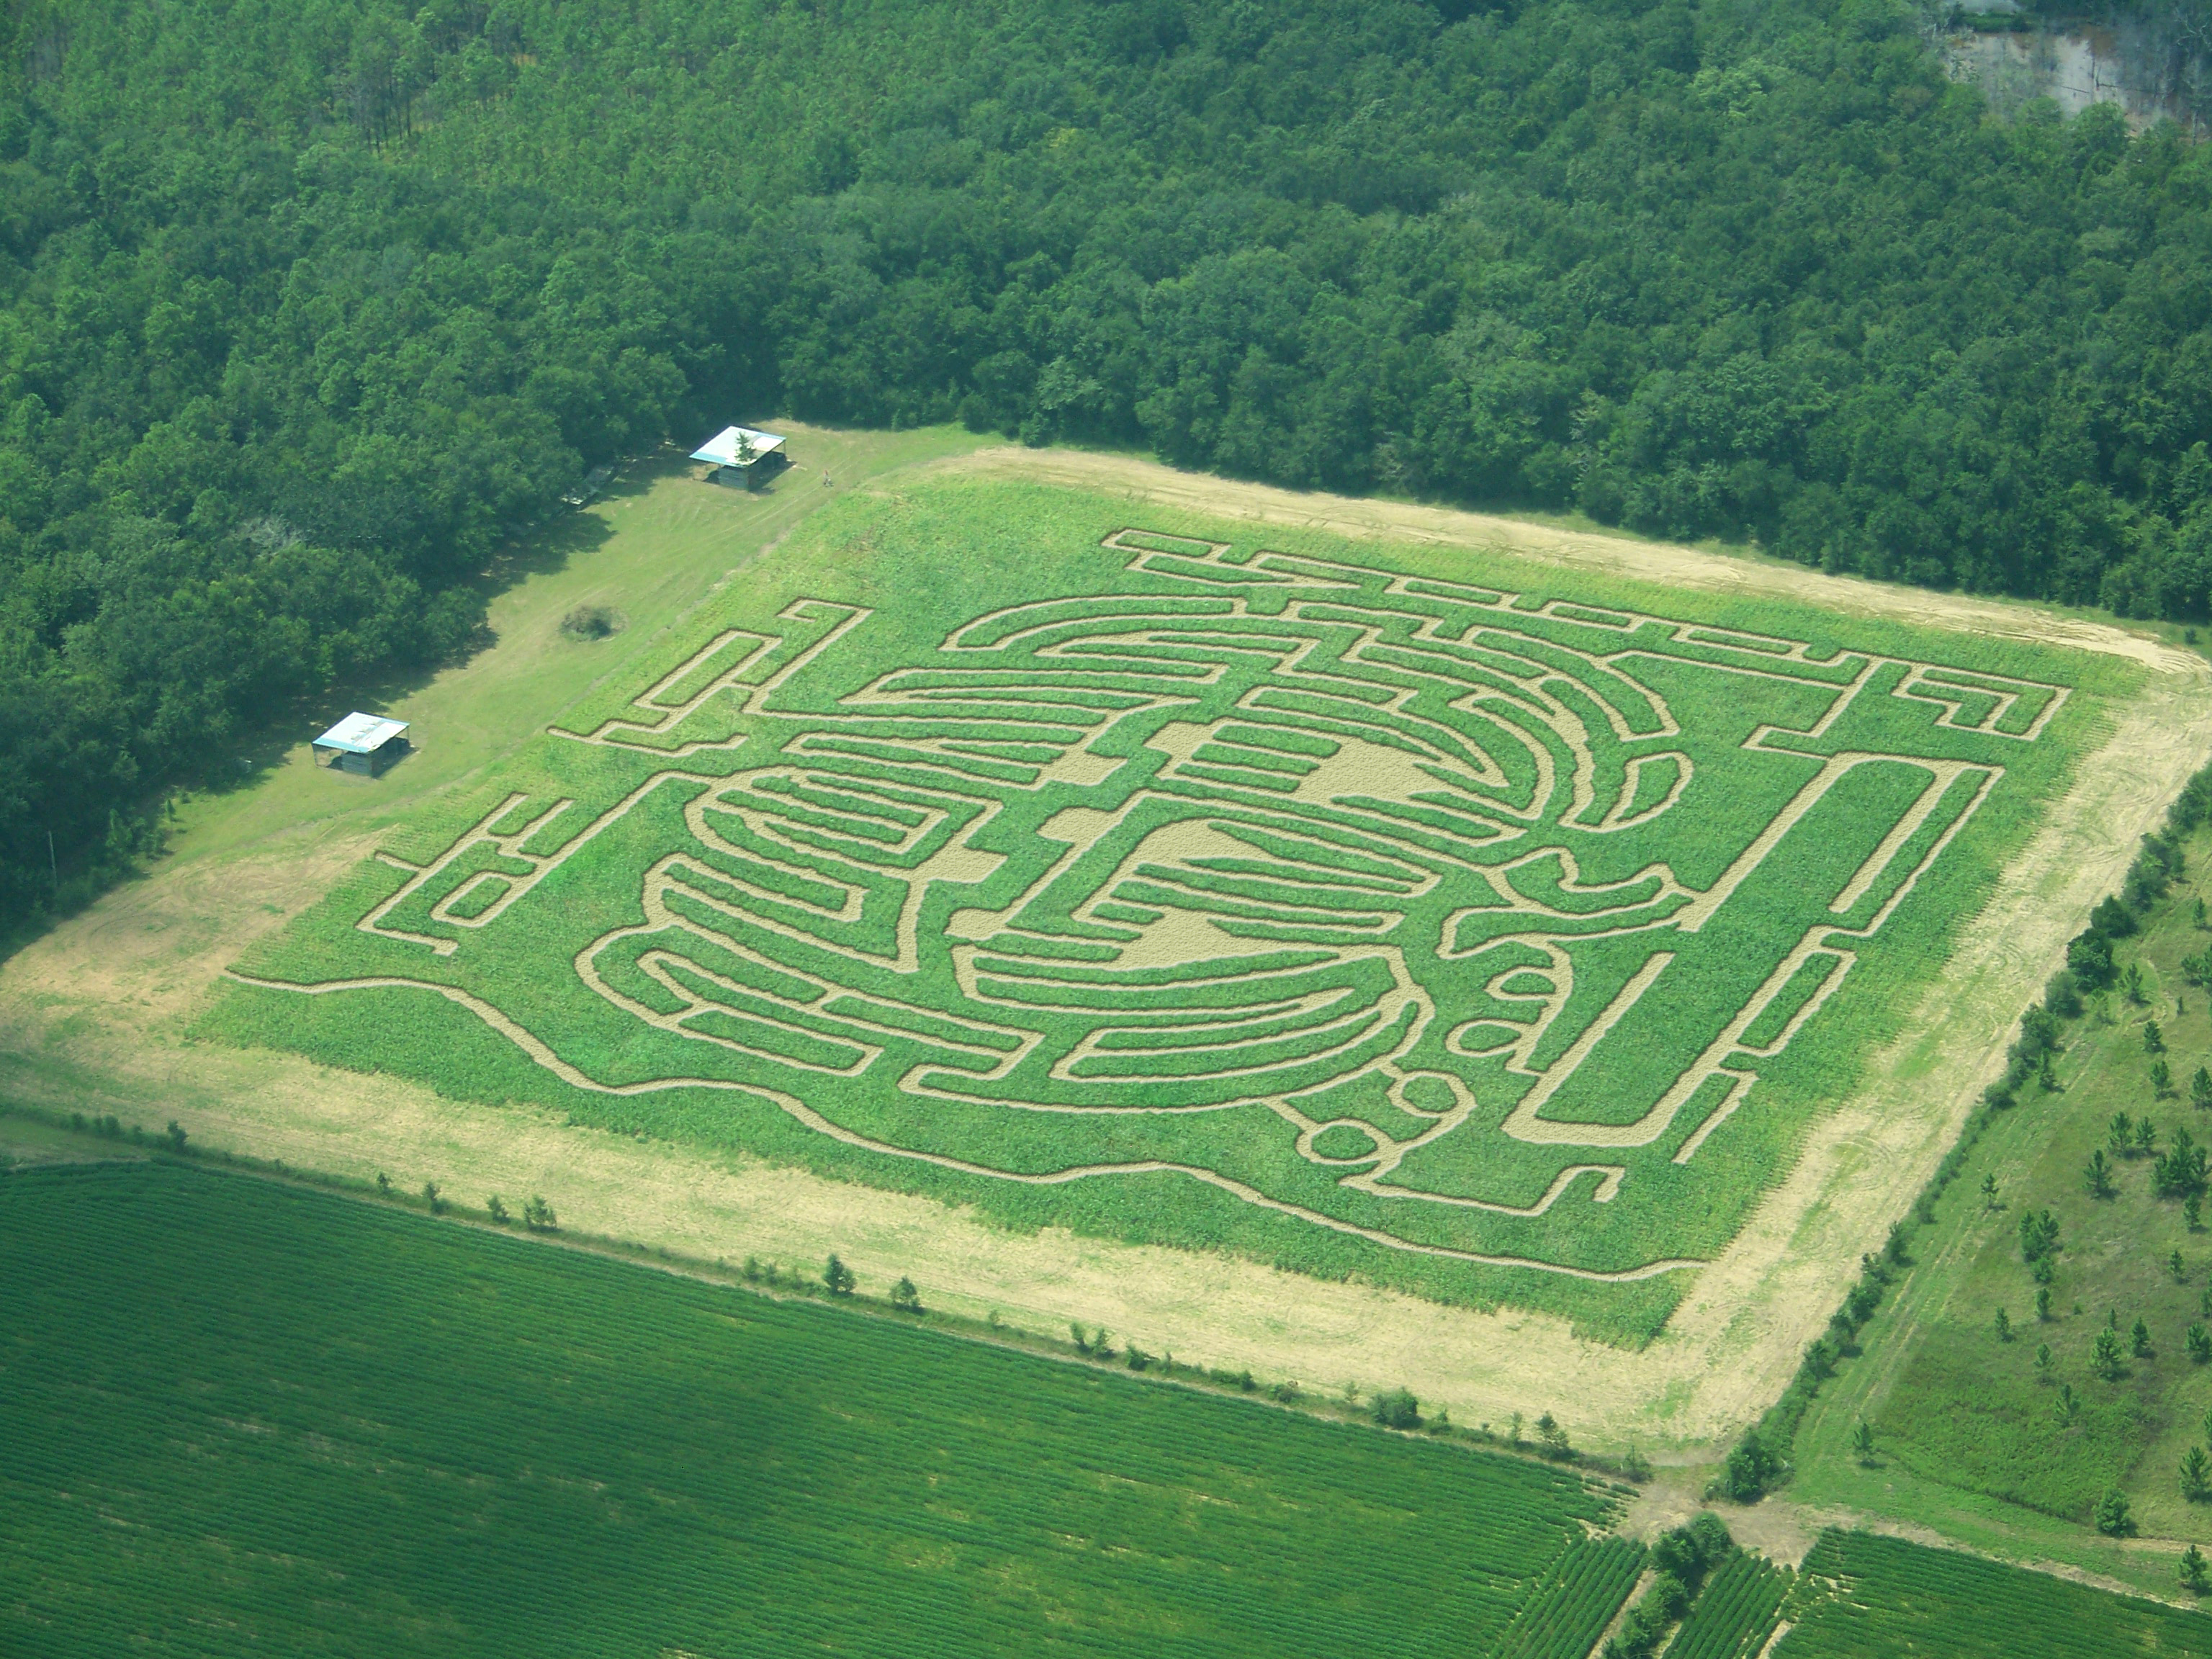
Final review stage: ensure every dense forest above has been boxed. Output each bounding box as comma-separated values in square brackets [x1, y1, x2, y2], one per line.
[4, 0, 2212, 927]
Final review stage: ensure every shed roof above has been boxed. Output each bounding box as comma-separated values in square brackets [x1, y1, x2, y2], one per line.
[313, 712, 410, 754]
[690, 426, 787, 467]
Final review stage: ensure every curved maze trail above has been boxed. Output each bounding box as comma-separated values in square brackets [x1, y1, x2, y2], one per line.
[242, 528, 2070, 1281]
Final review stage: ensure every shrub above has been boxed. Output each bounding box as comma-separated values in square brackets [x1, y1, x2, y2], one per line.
[1534, 1411, 1571, 1457]
[2044, 969, 2083, 1018]
[1722, 1428, 1781, 1501]
[1371, 1387, 1421, 1431]
[560, 604, 624, 640]
[2092, 895, 2139, 940]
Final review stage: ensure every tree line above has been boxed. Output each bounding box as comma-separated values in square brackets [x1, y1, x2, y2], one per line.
[7, 0, 2212, 929]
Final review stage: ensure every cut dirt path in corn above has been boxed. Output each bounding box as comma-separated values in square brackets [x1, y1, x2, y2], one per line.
[3, 438, 2209, 1455]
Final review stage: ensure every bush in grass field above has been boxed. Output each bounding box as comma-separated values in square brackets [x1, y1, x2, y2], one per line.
[1370, 1388, 1421, 1431]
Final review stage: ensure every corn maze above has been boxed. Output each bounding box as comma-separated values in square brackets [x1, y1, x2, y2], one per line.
[225, 498, 2090, 1300]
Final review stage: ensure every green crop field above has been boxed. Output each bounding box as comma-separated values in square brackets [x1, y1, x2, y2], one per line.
[0, 1156, 1621, 1658]
[1772, 1531, 2212, 1657]
[207, 474, 2123, 1336]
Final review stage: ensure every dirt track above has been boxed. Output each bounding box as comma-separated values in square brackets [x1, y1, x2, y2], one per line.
[4, 444, 2209, 1453]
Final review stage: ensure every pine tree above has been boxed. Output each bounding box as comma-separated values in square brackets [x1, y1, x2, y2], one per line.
[2183, 1543, 2210, 1595]
[1851, 1419, 1876, 1465]
[2095, 1488, 2136, 1536]
[1980, 1172, 2000, 1209]
[2146, 1017, 2167, 1053]
[2134, 1316, 2154, 1357]
[2110, 1112, 2135, 1154]
[2191, 1447, 2212, 1503]
[2195, 1065, 2212, 1110]
[2086, 1148, 2114, 1197]
[2094, 1326, 2126, 1380]
[2036, 1286, 2054, 1323]
[2191, 1324, 2212, 1364]
[2154, 1058, 2175, 1096]
[1995, 1308, 2012, 1342]
[2035, 1341, 2054, 1379]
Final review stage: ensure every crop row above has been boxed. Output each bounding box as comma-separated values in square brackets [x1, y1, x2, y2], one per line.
[1668, 1551, 1791, 1659]
[1493, 1535, 1646, 1658]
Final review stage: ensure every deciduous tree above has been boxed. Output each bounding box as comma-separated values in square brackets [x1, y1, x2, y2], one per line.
[1852, 1419, 1876, 1465]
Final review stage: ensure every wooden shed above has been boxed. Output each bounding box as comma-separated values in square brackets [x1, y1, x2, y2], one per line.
[312, 712, 411, 776]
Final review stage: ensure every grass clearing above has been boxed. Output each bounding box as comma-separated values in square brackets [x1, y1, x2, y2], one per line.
[1781, 814, 2212, 1593]
[0, 1157, 1619, 1657]
[211, 470, 2118, 1342]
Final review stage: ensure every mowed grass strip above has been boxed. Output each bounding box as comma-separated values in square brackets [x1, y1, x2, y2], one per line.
[0, 1161, 1613, 1658]
[1774, 1530, 2212, 1658]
